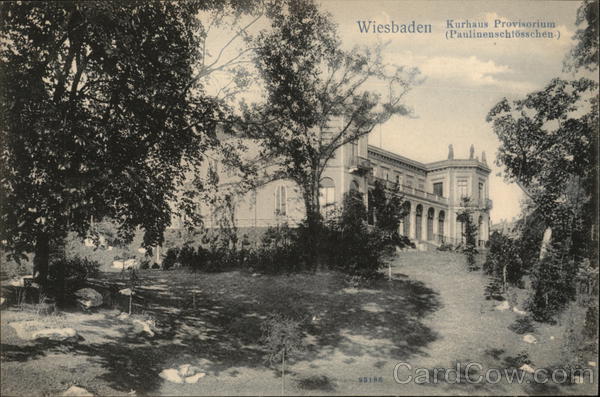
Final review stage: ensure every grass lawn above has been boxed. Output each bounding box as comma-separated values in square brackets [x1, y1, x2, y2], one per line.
[1, 251, 597, 395]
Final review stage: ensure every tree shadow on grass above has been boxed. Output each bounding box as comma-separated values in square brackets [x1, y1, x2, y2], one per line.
[2, 271, 442, 395]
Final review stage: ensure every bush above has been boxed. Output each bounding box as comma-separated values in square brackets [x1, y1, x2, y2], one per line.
[322, 190, 387, 279]
[527, 246, 579, 322]
[245, 224, 305, 274]
[437, 242, 454, 251]
[139, 259, 150, 270]
[47, 256, 101, 294]
[162, 247, 180, 270]
[483, 231, 524, 287]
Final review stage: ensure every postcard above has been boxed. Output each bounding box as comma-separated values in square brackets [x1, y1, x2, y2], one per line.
[1, 0, 598, 396]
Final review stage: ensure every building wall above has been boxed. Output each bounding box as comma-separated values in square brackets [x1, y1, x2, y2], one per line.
[194, 133, 492, 247]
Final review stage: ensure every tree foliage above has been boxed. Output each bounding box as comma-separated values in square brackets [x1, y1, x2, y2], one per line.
[486, 77, 598, 261]
[456, 197, 479, 270]
[0, 1, 228, 283]
[483, 231, 524, 288]
[565, 0, 599, 72]
[487, 0, 599, 322]
[236, 0, 421, 241]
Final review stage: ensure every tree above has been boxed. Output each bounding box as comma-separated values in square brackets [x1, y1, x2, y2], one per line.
[0, 1, 228, 287]
[237, 0, 420, 254]
[486, 77, 597, 262]
[368, 180, 407, 235]
[456, 197, 479, 271]
[564, 0, 599, 72]
[487, 0, 598, 321]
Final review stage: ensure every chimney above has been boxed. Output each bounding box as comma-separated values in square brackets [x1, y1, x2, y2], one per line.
[448, 144, 454, 160]
[469, 144, 475, 159]
[482, 151, 487, 164]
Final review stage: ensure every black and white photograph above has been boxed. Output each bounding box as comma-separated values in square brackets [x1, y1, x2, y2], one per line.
[0, 0, 598, 395]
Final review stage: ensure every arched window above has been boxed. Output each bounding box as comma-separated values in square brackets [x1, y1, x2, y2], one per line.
[438, 211, 445, 243]
[415, 204, 423, 240]
[350, 180, 360, 192]
[275, 185, 287, 216]
[427, 208, 435, 241]
[402, 202, 411, 236]
[319, 177, 336, 208]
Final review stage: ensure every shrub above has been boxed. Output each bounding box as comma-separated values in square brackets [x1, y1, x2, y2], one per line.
[178, 244, 199, 268]
[527, 246, 579, 322]
[246, 224, 305, 274]
[162, 247, 180, 270]
[323, 190, 387, 279]
[508, 317, 536, 335]
[483, 231, 524, 287]
[261, 313, 305, 396]
[437, 242, 454, 251]
[151, 262, 160, 269]
[47, 256, 101, 295]
[139, 259, 150, 270]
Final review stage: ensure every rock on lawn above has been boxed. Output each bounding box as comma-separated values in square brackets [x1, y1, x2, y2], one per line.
[519, 364, 535, 374]
[523, 334, 537, 344]
[185, 373, 206, 384]
[159, 368, 183, 384]
[74, 288, 103, 309]
[32, 328, 78, 341]
[62, 385, 94, 396]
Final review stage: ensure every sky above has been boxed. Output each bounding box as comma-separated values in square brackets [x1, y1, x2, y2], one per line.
[203, 0, 591, 223]
[319, 0, 588, 223]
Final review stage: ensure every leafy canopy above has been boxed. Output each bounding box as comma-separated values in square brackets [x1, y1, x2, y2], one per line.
[0, 1, 220, 260]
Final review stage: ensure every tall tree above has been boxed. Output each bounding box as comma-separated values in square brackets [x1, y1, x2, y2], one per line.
[0, 1, 228, 285]
[564, 0, 599, 72]
[487, 77, 597, 261]
[456, 197, 479, 271]
[237, 0, 420, 246]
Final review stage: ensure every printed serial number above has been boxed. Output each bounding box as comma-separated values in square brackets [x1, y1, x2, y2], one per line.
[358, 377, 383, 383]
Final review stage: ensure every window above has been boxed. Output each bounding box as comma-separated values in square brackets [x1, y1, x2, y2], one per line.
[275, 185, 287, 216]
[382, 167, 389, 180]
[479, 182, 485, 200]
[395, 173, 401, 185]
[319, 178, 336, 208]
[457, 179, 468, 198]
[433, 182, 444, 197]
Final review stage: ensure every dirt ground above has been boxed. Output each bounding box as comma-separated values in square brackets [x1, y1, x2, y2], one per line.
[1, 251, 597, 396]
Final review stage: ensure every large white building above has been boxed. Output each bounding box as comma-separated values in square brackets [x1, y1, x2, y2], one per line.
[181, 129, 492, 248]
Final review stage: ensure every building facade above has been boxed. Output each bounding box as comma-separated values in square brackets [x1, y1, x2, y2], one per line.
[193, 131, 492, 248]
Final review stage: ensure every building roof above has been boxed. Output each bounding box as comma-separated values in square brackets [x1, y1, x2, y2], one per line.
[367, 145, 491, 174]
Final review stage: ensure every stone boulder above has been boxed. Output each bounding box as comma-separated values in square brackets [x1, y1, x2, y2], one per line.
[159, 364, 206, 384]
[62, 385, 94, 396]
[119, 288, 134, 296]
[32, 327, 78, 341]
[159, 368, 183, 384]
[10, 321, 79, 342]
[74, 288, 103, 309]
[522, 334, 537, 344]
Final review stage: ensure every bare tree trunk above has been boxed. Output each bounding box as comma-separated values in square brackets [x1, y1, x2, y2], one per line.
[281, 350, 285, 396]
[303, 177, 322, 271]
[33, 231, 50, 288]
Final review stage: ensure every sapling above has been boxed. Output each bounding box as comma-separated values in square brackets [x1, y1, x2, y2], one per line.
[261, 314, 305, 396]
